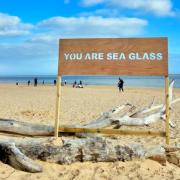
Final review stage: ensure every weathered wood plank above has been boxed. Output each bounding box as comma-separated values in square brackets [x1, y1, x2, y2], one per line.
[59, 127, 166, 137]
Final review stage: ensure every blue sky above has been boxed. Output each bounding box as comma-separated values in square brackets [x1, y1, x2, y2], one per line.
[0, 0, 180, 75]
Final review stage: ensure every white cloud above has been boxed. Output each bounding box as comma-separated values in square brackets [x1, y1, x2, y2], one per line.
[38, 16, 147, 37]
[0, 14, 147, 74]
[82, 0, 104, 6]
[0, 15, 147, 61]
[79, 8, 120, 17]
[81, 0, 175, 16]
[0, 15, 148, 59]
[0, 13, 33, 37]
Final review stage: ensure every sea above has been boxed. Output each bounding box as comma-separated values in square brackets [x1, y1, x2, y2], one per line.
[0, 75, 180, 88]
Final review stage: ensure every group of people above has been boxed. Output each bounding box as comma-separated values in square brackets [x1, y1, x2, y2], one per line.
[73, 80, 83, 88]
[25, 78, 82, 88]
[16, 77, 124, 91]
[16, 78, 57, 86]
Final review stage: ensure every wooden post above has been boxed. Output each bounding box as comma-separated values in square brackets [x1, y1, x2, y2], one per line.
[165, 76, 170, 145]
[54, 76, 61, 137]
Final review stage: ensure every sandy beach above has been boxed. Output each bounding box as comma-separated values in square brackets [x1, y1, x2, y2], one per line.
[0, 84, 180, 179]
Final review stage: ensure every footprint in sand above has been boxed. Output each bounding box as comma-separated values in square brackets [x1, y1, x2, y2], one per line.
[18, 110, 49, 118]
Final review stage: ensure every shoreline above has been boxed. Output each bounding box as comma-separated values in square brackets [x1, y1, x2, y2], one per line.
[0, 74, 180, 88]
[0, 82, 180, 90]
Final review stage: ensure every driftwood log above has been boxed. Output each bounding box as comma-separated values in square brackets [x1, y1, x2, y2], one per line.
[0, 136, 180, 173]
[0, 80, 179, 172]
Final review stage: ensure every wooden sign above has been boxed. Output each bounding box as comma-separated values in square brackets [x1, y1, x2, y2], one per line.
[55, 37, 170, 145]
[58, 38, 168, 76]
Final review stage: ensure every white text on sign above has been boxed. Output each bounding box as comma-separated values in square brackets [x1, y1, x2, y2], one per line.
[64, 52, 163, 61]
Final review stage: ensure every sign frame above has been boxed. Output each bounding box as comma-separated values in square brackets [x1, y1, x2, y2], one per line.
[55, 37, 170, 145]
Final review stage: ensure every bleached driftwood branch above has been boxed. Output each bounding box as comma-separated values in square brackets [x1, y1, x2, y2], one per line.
[110, 80, 179, 128]
[71, 80, 179, 129]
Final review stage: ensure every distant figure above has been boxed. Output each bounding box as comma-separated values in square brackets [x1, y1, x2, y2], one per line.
[64, 80, 67, 85]
[34, 77, 38, 87]
[73, 80, 77, 88]
[27, 80, 30, 86]
[42, 80, 45, 85]
[118, 77, 124, 92]
[54, 79, 57, 86]
[16, 82, 19, 86]
[77, 80, 83, 88]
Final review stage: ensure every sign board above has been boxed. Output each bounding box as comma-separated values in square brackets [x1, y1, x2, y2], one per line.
[56, 37, 170, 145]
[58, 38, 168, 76]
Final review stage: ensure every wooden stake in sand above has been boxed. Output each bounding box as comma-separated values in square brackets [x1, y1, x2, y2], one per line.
[54, 76, 61, 137]
[165, 76, 170, 145]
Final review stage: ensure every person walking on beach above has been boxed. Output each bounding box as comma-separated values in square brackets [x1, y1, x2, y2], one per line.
[118, 77, 124, 92]
[54, 79, 56, 86]
[78, 80, 83, 88]
[34, 77, 38, 87]
[73, 80, 77, 88]
[27, 80, 30, 86]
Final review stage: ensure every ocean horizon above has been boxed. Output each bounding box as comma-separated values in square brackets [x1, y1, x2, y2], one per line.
[0, 74, 180, 88]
